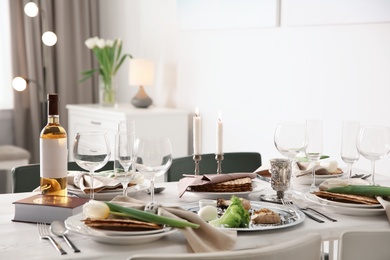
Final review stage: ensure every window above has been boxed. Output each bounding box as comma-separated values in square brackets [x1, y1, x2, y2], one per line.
[0, 0, 14, 109]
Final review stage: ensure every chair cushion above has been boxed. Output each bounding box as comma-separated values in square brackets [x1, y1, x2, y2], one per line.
[0, 145, 31, 161]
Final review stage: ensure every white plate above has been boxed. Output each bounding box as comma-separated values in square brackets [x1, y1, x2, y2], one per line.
[304, 192, 385, 216]
[185, 181, 266, 199]
[185, 201, 305, 231]
[93, 226, 173, 236]
[65, 213, 177, 245]
[294, 173, 344, 185]
[68, 180, 150, 201]
[311, 192, 382, 209]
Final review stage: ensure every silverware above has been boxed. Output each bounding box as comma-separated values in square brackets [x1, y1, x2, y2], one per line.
[292, 200, 337, 222]
[37, 223, 67, 255]
[281, 198, 324, 223]
[50, 221, 81, 253]
[256, 174, 270, 183]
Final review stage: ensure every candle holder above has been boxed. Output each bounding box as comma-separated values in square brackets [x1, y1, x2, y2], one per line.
[193, 154, 202, 175]
[215, 154, 224, 174]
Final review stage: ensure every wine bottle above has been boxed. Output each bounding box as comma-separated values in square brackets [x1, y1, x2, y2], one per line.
[40, 93, 68, 196]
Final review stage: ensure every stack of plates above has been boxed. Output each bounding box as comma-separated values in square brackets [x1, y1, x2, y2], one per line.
[305, 192, 385, 216]
[65, 213, 177, 245]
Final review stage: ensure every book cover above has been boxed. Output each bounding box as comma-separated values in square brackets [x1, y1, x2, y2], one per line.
[12, 194, 90, 224]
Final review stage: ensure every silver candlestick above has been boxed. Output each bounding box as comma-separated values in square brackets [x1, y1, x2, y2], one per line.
[193, 154, 202, 175]
[215, 154, 224, 174]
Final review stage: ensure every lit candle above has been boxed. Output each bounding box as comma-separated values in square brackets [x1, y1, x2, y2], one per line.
[193, 107, 201, 155]
[216, 111, 223, 155]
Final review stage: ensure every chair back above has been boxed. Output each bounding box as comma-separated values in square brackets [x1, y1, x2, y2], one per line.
[339, 230, 390, 260]
[167, 152, 261, 182]
[12, 161, 114, 193]
[128, 232, 321, 260]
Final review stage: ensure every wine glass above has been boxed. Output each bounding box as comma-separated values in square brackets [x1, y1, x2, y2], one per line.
[73, 132, 111, 199]
[356, 126, 390, 185]
[274, 122, 308, 194]
[341, 121, 360, 178]
[115, 125, 136, 197]
[305, 119, 323, 191]
[134, 137, 172, 205]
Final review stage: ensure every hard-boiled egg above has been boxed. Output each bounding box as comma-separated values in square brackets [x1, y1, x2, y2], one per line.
[197, 205, 218, 222]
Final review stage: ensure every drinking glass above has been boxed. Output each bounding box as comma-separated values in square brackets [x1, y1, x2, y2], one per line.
[274, 122, 308, 160]
[73, 132, 111, 199]
[115, 131, 135, 196]
[134, 137, 172, 205]
[356, 126, 390, 185]
[115, 121, 136, 196]
[341, 121, 360, 178]
[305, 120, 323, 191]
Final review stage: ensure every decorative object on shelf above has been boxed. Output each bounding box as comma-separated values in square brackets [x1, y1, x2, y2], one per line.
[129, 59, 154, 108]
[80, 37, 132, 107]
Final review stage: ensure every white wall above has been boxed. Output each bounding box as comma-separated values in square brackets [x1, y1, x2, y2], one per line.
[100, 0, 390, 174]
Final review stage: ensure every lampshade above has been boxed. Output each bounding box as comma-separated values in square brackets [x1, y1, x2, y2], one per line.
[129, 59, 155, 86]
[129, 59, 155, 108]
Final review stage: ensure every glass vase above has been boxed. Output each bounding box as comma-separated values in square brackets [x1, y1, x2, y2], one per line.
[99, 74, 116, 107]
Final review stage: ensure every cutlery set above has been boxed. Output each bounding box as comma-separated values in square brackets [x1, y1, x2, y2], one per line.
[281, 198, 336, 223]
[37, 222, 80, 255]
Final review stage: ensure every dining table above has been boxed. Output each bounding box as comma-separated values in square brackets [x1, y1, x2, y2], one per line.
[1, 172, 390, 260]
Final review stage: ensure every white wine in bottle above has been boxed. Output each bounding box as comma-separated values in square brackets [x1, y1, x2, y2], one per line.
[40, 93, 68, 196]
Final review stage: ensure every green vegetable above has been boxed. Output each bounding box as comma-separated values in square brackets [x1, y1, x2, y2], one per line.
[105, 202, 199, 229]
[327, 185, 390, 197]
[209, 195, 250, 228]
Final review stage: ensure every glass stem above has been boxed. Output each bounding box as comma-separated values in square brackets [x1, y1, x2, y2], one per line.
[150, 177, 155, 204]
[122, 182, 129, 197]
[89, 170, 95, 200]
[347, 164, 352, 179]
[310, 161, 316, 192]
[371, 160, 376, 185]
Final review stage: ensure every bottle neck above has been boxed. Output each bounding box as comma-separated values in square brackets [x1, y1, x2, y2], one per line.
[48, 115, 60, 125]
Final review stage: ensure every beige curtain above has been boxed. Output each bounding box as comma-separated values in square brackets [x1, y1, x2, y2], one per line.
[10, 0, 99, 163]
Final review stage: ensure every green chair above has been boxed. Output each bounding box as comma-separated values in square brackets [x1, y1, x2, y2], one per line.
[167, 152, 261, 182]
[12, 161, 114, 193]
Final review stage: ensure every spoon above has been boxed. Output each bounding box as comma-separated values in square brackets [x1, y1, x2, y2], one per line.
[146, 187, 166, 194]
[50, 221, 81, 253]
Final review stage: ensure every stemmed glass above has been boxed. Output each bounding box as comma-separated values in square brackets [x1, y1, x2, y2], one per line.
[73, 132, 111, 199]
[341, 121, 360, 178]
[356, 126, 390, 185]
[115, 121, 136, 196]
[274, 122, 308, 193]
[134, 137, 172, 205]
[305, 120, 323, 191]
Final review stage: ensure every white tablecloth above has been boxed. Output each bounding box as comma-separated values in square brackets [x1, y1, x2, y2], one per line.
[1, 175, 390, 259]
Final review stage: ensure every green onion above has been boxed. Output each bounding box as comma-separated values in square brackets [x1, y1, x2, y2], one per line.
[327, 185, 390, 197]
[105, 202, 200, 229]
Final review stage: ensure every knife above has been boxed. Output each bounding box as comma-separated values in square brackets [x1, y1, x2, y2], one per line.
[256, 174, 270, 183]
[301, 210, 325, 223]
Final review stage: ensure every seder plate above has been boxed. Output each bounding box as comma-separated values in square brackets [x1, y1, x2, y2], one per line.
[185, 201, 305, 231]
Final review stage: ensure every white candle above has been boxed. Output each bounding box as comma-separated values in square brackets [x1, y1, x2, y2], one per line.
[216, 111, 223, 155]
[193, 107, 201, 155]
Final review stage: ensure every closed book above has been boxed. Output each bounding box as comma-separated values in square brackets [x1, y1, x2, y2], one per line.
[12, 194, 89, 224]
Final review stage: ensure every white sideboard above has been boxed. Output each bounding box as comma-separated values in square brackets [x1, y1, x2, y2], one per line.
[66, 104, 190, 163]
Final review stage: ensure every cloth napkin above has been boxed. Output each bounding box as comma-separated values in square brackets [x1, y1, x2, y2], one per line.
[67, 171, 144, 194]
[376, 197, 390, 223]
[177, 173, 256, 198]
[293, 161, 339, 177]
[110, 196, 237, 253]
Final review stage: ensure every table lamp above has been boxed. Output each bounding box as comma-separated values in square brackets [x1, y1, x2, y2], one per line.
[129, 59, 154, 108]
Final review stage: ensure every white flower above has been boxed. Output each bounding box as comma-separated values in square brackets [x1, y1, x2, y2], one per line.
[83, 200, 110, 219]
[85, 37, 98, 49]
[96, 38, 106, 49]
[106, 39, 114, 47]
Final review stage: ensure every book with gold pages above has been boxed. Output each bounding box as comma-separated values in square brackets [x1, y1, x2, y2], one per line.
[13, 194, 89, 224]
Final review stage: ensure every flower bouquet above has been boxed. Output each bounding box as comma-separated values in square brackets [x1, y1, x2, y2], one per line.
[80, 37, 132, 106]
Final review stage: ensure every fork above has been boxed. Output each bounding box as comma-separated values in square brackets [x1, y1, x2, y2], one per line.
[281, 198, 325, 223]
[37, 223, 67, 255]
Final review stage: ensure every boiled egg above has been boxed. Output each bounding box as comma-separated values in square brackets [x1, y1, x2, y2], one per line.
[197, 205, 218, 222]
